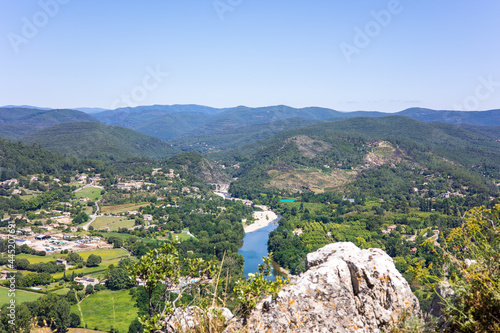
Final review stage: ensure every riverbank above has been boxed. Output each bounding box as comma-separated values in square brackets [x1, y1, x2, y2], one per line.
[244, 206, 279, 233]
[213, 191, 279, 233]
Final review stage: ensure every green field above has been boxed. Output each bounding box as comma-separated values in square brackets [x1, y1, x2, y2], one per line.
[92, 216, 135, 231]
[17, 248, 128, 264]
[75, 187, 102, 200]
[52, 249, 130, 279]
[0, 286, 43, 306]
[100, 202, 147, 215]
[20, 190, 42, 200]
[72, 289, 138, 332]
[15, 249, 130, 279]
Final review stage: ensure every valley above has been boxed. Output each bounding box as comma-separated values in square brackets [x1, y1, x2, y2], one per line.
[0, 106, 499, 332]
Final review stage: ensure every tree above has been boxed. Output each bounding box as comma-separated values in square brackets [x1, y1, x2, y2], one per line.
[129, 243, 216, 331]
[51, 298, 71, 333]
[0, 303, 32, 333]
[73, 212, 89, 224]
[128, 318, 143, 333]
[15, 258, 30, 270]
[86, 254, 102, 267]
[411, 203, 500, 332]
[69, 312, 81, 328]
[66, 253, 83, 265]
[35, 294, 60, 327]
[106, 267, 135, 290]
[85, 284, 94, 295]
[66, 290, 78, 305]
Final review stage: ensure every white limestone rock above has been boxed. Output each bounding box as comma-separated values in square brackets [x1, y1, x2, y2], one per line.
[237, 242, 421, 333]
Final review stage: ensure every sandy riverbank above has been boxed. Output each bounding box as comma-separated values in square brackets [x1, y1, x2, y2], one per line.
[244, 208, 279, 233]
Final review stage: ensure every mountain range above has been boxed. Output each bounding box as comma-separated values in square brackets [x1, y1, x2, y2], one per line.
[1, 105, 499, 163]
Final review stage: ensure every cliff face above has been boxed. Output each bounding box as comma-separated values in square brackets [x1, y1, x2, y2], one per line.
[239, 242, 421, 333]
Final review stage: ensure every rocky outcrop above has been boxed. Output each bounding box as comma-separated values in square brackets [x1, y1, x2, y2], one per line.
[235, 242, 421, 333]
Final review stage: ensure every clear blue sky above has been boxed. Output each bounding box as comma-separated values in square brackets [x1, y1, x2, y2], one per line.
[1, 0, 499, 112]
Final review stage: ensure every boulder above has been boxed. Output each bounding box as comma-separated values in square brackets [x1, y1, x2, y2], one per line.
[233, 242, 420, 333]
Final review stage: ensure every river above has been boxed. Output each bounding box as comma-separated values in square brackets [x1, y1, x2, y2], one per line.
[238, 215, 281, 280]
[213, 189, 282, 280]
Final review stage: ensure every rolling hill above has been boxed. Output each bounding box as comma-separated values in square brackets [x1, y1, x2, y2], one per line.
[22, 122, 179, 160]
[171, 117, 323, 152]
[0, 108, 99, 140]
[92, 104, 500, 144]
[223, 116, 500, 198]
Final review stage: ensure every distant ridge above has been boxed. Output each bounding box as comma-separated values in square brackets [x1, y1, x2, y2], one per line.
[22, 121, 179, 160]
[0, 108, 99, 140]
[0, 105, 52, 110]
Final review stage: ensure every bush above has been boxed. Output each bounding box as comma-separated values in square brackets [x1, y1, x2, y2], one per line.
[70, 312, 81, 327]
[86, 254, 102, 267]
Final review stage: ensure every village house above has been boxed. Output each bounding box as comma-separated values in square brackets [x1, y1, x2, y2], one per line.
[152, 168, 163, 175]
[1, 179, 18, 186]
[56, 259, 68, 269]
[74, 276, 99, 287]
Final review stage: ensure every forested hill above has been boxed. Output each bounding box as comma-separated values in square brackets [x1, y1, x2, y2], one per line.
[0, 138, 109, 180]
[0, 108, 98, 140]
[22, 122, 179, 160]
[224, 116, 500, 199]
[92, 105, 500, 145]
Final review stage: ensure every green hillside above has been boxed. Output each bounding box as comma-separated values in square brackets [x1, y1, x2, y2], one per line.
[92, 104, 500, 144]
[171, 117, 323, 152]
[225, 116, 500, 199]
[0, 138, 100, 181]
[162, 151, 229, 183]
[0, 108, 98, 140]
[22, 122, 179, 160]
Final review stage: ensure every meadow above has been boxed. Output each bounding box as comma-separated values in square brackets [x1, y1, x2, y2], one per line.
[100, 202, 147, 215]
[0, 286, 43, 306]
[71, 289, 138, 333]
[92, 216, 135, 231]
[75, 187, 103, 200]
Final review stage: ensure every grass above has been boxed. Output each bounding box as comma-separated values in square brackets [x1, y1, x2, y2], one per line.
[171, 232, 192, 242]
[72, 289, 138, 333]
[75, 187, 102, 200]
[280, 201, 325, 214]
[15, 249, 130, 280]
[100, 202, 147, 215]
[0, 286, 43, 306]
[16, 248, 129, 264]
[92, 216, 135, 231]
[32, 327, 107, 333]
[52, 249, 130, 279]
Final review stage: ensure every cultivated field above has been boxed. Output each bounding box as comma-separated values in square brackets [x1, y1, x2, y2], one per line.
[0, 286, 43, 306]
[71, 289, 138, 333]
[100, 202, 147, 215]
[75, 187, 102, 200]
[92, 216, 135, 231]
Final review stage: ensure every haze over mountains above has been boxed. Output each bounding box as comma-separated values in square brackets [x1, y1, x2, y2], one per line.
[1, 105, 499, 161]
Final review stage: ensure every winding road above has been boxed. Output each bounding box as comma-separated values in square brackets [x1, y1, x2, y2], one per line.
[73, 183, 104, 231]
